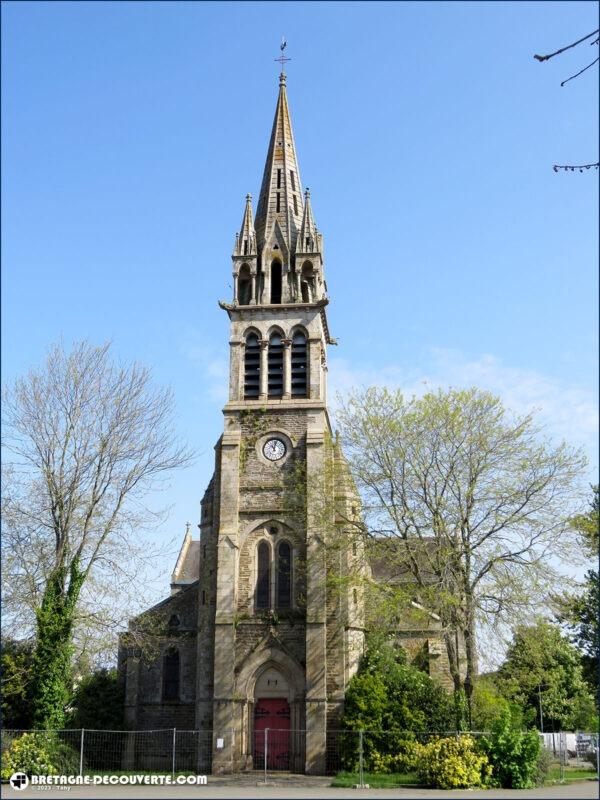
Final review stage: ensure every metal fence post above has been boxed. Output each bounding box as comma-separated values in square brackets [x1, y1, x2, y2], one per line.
[559, 732, 565, 783]
[172, 728, 176, 777]
[358, 730, 364, 788]
[264, 728, 268, 784]
[79, 729, 85, 777]
[596, 734, 599, 785]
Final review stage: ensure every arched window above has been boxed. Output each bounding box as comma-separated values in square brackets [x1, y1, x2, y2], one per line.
[163, 648, 180, 701]
[256, 542, 270, 609]
[270, 260, 282, 304]
[300, 262, 315, 303]
[277, 542, 292, 609]
[244, 333, 260, 399]
[238, 264, 251, 305]
[291, 332, 307, 398]
[268, 333, 284, 398]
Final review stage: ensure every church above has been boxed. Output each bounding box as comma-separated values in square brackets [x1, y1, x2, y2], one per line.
[119, 66, 456, 775]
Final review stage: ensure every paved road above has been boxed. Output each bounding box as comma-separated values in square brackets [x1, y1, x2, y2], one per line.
[2, 777, 598, 800]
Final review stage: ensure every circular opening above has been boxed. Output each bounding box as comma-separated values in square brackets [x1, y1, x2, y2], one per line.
[269, 526, 278, 536]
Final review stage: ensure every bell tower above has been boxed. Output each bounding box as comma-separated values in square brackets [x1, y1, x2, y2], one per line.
[197, 62, 363, 776]
[224, 69, 330, 408]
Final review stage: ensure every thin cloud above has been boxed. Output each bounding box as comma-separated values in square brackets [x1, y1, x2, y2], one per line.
[179, 326, 228, 404]
[329, 347, 598, 468]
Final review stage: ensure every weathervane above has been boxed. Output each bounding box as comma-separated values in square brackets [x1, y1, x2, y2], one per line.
[275, 37, 291, 73]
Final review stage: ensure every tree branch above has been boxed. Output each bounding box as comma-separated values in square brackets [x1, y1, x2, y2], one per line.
[553, 162, 599, 172]
[534, 29, 599, 62]
[561, 56, 599, 86]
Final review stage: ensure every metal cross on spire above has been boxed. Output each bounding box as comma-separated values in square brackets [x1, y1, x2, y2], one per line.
[275, 37, 291, 73]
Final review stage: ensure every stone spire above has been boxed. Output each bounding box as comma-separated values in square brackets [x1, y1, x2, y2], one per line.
[233, 194, 257, 256]
[298, 188, 321, 253]
[255, 72, 304, 256]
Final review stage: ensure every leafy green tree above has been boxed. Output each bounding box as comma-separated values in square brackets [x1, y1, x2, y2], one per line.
[342, 670, 389, 732]
[554, 486, 599, 697]
[1, 638, 34, 729]
[497, 621, 596, 731]
[67, 668, 124, 730]
[328, 386, 586, 727]
[3, 341, 192, 728]
[470, 675, 513, 731]
[342, 639, 455, 733]
[341, 639, 455, 772]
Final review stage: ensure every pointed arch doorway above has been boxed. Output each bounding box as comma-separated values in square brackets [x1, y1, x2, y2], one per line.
[253, 666, 291, 770]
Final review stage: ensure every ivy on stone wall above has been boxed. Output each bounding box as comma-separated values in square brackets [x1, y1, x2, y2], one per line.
[239, 408, 271, 472]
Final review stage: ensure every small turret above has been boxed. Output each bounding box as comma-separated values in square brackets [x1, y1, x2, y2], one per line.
[231, 194, 258, 305]
[297, 188, 321, 255]
[294, 188, 325, 303]
[233, 194, 257, 257]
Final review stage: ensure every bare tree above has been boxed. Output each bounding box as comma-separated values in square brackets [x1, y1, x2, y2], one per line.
[1, 463, 176, 671]
[2, 340, 193, 727]
[321, 387, 587, 727]
[534, 28, 599, 172]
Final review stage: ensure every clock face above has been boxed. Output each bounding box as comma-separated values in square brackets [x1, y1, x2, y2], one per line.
[263, 438, 286, 462]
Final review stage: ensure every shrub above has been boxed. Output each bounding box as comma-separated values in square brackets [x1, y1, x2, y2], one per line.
[47, 738, 80, 776]
[480, 709, 541, 788]
[416, 735, 491, 789]
[366, 740, 419, 774]
[1, 733, 58, 780]
[1, 732, 80, 780]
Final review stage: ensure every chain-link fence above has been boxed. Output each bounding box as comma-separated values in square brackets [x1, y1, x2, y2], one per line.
[1, 729, 221, 776]
[2, 728, 598, 782]
[539, 732, 599, 782]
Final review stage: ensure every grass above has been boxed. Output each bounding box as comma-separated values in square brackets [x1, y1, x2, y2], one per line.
[331, 770, 421, 788]
[331, 765, 598, 789]
[547, 765, 598, 784]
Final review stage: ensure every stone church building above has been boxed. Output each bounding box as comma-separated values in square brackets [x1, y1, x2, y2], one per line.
[120, 69, 456, 774]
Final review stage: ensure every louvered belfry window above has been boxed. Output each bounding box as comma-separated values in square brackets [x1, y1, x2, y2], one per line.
[244, 333, 260, 399]
[268, 333, 284, 397]
[291, 332, 307, 398]
[277, 542, 292, 608]
[256, 542, 270, 609]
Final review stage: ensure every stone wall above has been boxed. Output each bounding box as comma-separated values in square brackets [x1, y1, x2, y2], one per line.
[120, 583, 198, 731]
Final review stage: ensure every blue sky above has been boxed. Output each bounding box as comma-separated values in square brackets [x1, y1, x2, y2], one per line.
[3, 1, 598, 600]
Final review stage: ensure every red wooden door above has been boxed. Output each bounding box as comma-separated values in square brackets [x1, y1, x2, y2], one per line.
[254, 698, 291, 770]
